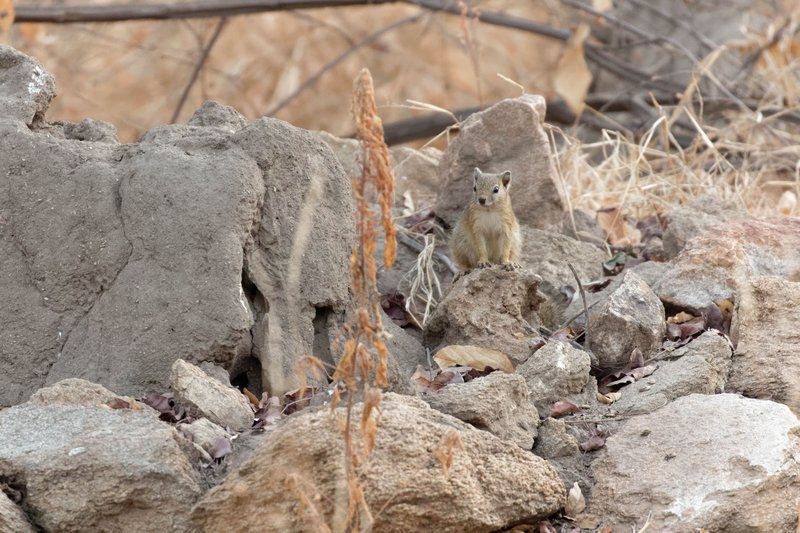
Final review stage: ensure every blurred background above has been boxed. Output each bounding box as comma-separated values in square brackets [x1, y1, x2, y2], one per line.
[2, 0, 799, 215]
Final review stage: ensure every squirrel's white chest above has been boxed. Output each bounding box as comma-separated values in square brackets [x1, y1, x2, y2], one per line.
[472, 210, 506, 236]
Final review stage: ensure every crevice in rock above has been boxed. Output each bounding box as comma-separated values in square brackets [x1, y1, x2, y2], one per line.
[312, 305, 336, 370]
[232, 266, 267, 396]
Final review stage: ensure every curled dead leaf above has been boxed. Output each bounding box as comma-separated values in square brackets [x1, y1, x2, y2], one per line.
[550, 400, 579, 418]
[433, 345, 514, 373]
[667, 311, 695, 324]
[596, 391, 622, 404]
[554, 24, 592, 114]
[565, 482, 586, 517]
[579, 432, 606, 452]
[597, 207, 642, 247]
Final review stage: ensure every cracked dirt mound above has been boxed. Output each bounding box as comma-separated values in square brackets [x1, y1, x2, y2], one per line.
[0, 45, 354, 405]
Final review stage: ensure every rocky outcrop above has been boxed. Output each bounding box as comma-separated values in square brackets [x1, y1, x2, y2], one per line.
[423, 371, 539, 449]
[661, 195, 746, 258]
[28, 378, 138, 407]
[435, 95, 564, 229]
[424, 266, 545, 364]
[0, 46, 354, 404]
[728, 276, 800, 413]
[586, 394, 800, 532]
[516, 341, 593, 413]
[0, 403, 202, 532]
[192, 393, 565, 532]
[170, 359, 254, 430]
[0, 491, 35, 533]
[612, 331, 733, 414]
[518, 227, 606, 300]
[588, 270, 666, 370]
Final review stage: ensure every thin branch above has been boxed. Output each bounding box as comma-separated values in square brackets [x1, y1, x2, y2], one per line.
[267, 14, 422, 117]
[396, 228, 458, 275]
[170, 17, 228, 124]
[568, 263, 590, 348]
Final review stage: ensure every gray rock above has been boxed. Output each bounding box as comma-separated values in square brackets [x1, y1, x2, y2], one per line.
[435, 94, 564, 229]
[235, 118, 354, 396]
[558, 208, 606, 247]
[612, 331, 733, 414]
[423, 371, 539, 449]
[533, 417, 579, 459]
[728, 276, 800, 414]
[316, 130, 361, 180]
[586, 394, 800, 532]
[171, 359, 253, 431]
[0, 403, 201, 532]
[192, 393, 565, 532]
[382, 310, 427, 395]
[516, 341, 592, 413]
[178, 418, 230, 455]
[187, 100, 248, 132]
[29, 378, 137, 407]
[424, 266, 545, 364]
[0, 45, 56, 125]
[654, 217, 800, 312]
[518, 227, 606, 300]
[589, 270, 666, 370]
[391, 145, 441, 207]
[0, 46, 355, 404]
[0, 491, 35, 533]
[63, 118, 118, 143]
[662, 196, 746, 259]
[198, 362, 232, 387]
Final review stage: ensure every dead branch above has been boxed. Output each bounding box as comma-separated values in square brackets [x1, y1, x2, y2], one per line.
[170, 17, 228, 123]
[267, 13, 423, 117]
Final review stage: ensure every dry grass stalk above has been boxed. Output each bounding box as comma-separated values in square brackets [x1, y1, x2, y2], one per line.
[434, 430, 463, 477]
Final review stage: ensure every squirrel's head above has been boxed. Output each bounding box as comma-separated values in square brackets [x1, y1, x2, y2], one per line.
[472, 167, 512, 207]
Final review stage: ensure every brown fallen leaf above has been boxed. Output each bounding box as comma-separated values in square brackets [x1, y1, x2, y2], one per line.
[565, 482, 586, 517]
[242, 387, 260, 407]
[433, 345, 514, 373]
[553, 24, 592, 114]
[579, 433, 606, 452]
[551, 400, 579, 418]
[597, 207, 642, 247]
[596, 391, 622, 404]
[667, 311, 695, 324]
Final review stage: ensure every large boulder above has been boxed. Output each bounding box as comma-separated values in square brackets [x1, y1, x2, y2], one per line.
[588, 270, 666, 370]
[0, 45, 56, 125]
[29, 378, 137, 407]
[585, 394, 800, 532]
[518, 227, 606, 300]
[435, 94, 564, 229]
[612, 331, 733, 414]
[170, 359, 254, 430]
[0, 403, 202, 532]
[654, 217, 800, 311]
[0, 491, 35, 533]
[0, 45, 354, 404]
[424, 266, 545, 364]
[728, 276, 800, 413]
[516, 341, 593, 414]
[192, 393, 565, 532]
[661, 195, 746, 259]
[423, 371, 539, 449]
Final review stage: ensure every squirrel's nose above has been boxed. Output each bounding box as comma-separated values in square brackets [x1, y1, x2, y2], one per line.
[478, 197, 486, 205]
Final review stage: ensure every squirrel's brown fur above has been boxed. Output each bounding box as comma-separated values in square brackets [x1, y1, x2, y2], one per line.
[450, 168, 521, 271]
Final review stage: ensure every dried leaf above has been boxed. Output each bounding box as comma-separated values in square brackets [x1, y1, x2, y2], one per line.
[596, 391, 622, 404]
[550, 400, 579, 418]
[679, 317, 706, 339]
[433, 345, 514, 373]
[565, 482, 586, 517]
[592, 0, 613, 12]
[579, 433, 606, 452]
[253, 394, 283, 428]
[585, 278, 612, 293]
[380, 292, 409, 327]
[778, 190, 797, 215]
[0, 0, 15, 34]
[597, 207, 642, 247]
[603, 252, 627, 275]
[553, 24, 592, 114]
[242, 387, 260, 407]
[667, 311, 695, 324]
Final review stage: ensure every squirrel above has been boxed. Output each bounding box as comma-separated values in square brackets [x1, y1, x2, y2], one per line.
[450, 167, 521, 271]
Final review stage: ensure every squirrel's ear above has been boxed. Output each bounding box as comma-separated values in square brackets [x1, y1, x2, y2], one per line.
[473, 167, 482, 180]
[501, 171, 512, 188]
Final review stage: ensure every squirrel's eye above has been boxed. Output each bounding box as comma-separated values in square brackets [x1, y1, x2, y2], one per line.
[473, 186, 477, 192]
[493, 186, 500, 193]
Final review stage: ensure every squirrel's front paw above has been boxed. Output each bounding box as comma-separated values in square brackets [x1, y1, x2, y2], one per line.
[477, 262, 491, 269]
[502, 262, 522, 271]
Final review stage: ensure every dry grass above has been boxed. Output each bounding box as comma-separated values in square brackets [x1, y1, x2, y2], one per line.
[3, 1, 565, 142]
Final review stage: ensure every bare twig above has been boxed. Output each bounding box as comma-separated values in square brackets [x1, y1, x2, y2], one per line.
[567, 263, 590, 347]
[170, 17, 228, 124]
[396, 228, 457, 275]
[267, 14, 422, 117]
